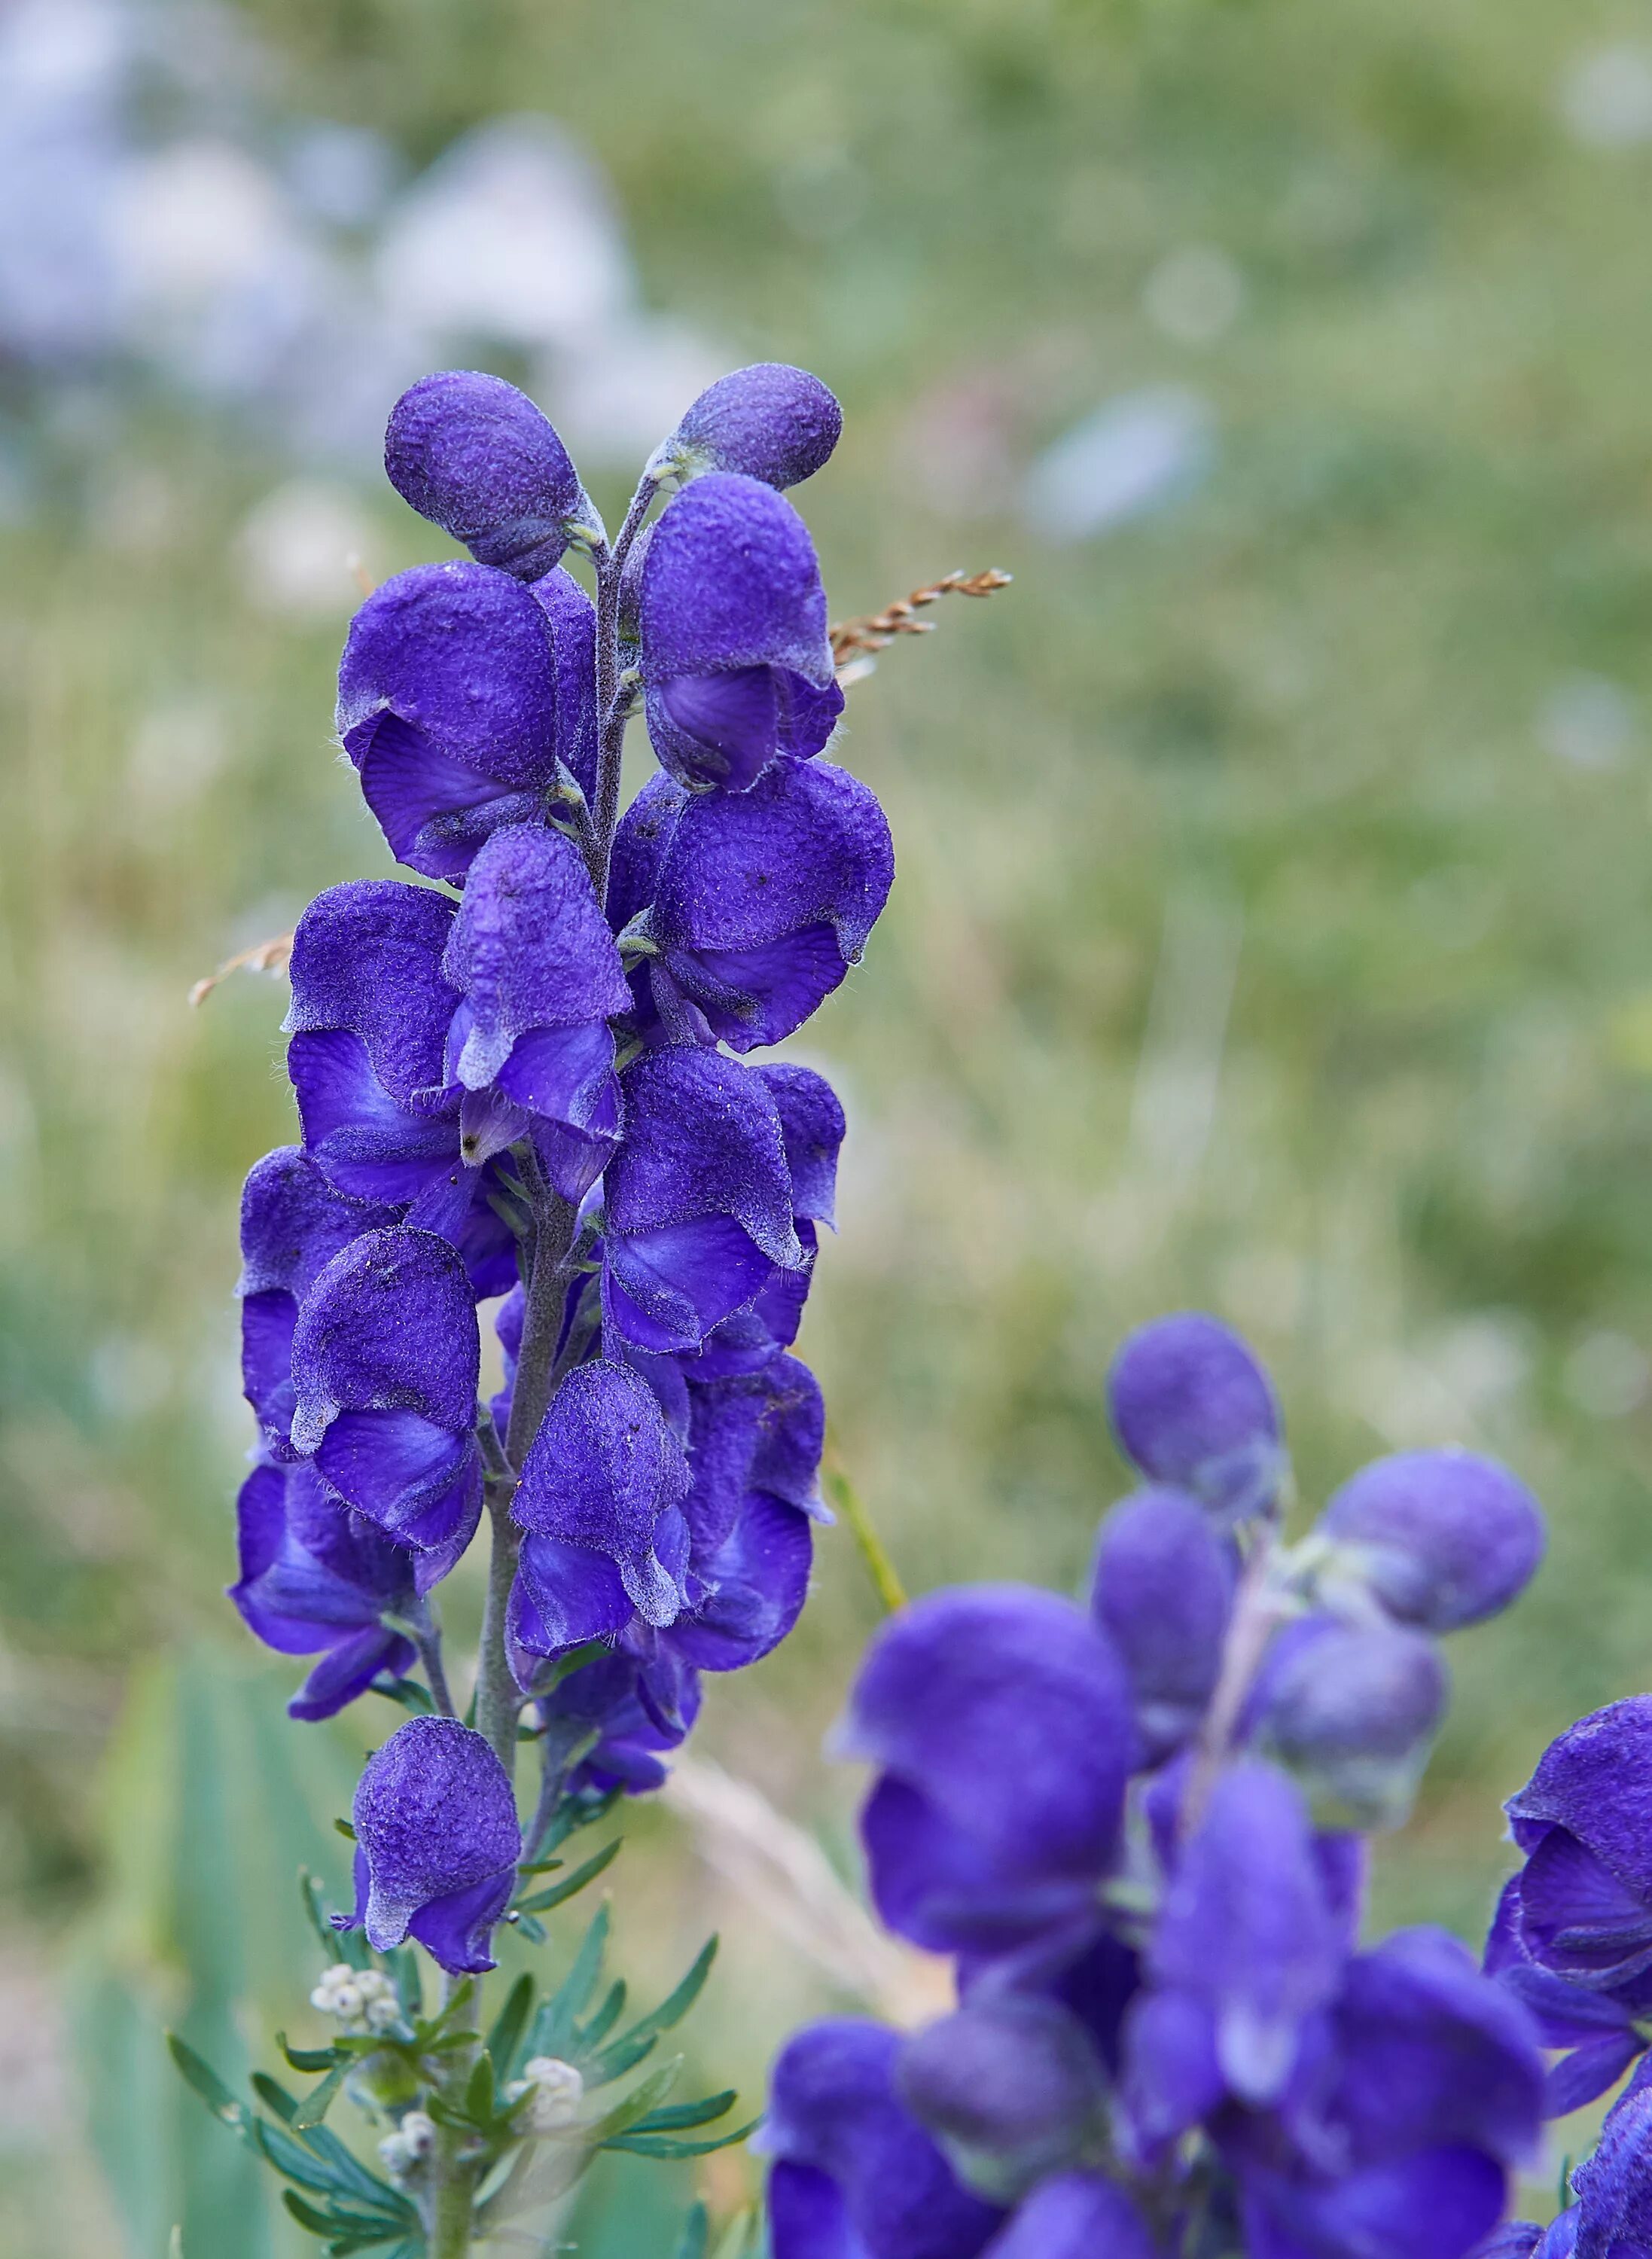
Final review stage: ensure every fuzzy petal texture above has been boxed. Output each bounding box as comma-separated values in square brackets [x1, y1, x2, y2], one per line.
[1108, 1312, 1285, 1520]
[385, 370, 585, 580]
[1256, 1616, 1449, 1831]
[759, 1063, 847, 1226]
[291, 1226, 480, 1445]
[683, 1355, 826, 1555]
[337, 561, 570, 878]
[285, 880, 458, 1105]
[982, 2174, 1160, 2259]
[663, 363, 843, 491]
[1321, 1450, 1546, 1633]
[643, 758, 893, 1048]
[897, 1998, 1107, 2201]
[350, 1716, 520, 1966]
[1090, 1486, 1235, 1760]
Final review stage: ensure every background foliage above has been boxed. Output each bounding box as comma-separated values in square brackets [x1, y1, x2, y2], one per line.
[5, 0, 1652, 2245]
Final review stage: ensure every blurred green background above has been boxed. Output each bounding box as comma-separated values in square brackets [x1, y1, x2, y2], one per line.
[7, 0, 1652, 2246]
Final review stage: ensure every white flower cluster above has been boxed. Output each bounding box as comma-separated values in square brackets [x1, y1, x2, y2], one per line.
[377, 2109, 435, 2180]
[309, 1962, 401, 2035]
[505, 2055, 584, 2135]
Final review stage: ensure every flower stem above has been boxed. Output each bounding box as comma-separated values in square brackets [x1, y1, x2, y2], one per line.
[427, 1974, 481, 2258]
[591, 475, 661, 903]
[1181, 1517, 1287, 1838]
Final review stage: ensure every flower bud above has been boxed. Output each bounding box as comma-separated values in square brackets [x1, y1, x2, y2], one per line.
[1107, 1312, 1284, 1522]
[1256, 1615, 1448, 1830]
[509, 2056, 584, 2133]
[652, 363, 842, 492]
[1318, 1448, 1545, 1632]
[1089, 1487, 1234, 1760]
[385, 370, 592, 579]
[896, 1996, 1106, 2202]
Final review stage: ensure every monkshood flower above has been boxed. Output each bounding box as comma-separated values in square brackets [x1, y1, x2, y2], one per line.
[385, 369, 596, 580]
[1089, 1486, 1235, 1761]
[230, 1457, 417, 1721]
[336, 1716, 522, 1975]
[836, 1586, 1138, 1956]
[1318, 1449, 1547, 1632]
[895, 1993, 1108, 2202]
[534, 1648, 703, 1797]
[1488, 1696, 1652, 2112]
[612, 757, 893, 1050]
[1254, 1613, 1449, 1831]
[289, 1225, 482, 1556]
[600, 1047, 804, 1355]
[441, 822, 629, 1198]
[1108, 1310, 1285, 1521]
[650, 362, 843, 492]
[237, 1144, 398, 1456]
[336, 558, 596, 880]
[639, 471, 843, 792]
[1562, 2080, 1652, 2257]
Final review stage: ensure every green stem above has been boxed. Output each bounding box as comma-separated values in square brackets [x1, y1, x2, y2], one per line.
[427, 1977, 481, 2257]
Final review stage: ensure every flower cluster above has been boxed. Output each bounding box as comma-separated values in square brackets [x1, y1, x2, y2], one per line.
[208, 358, 891, 2253]
[763, 1312, 1553, 2259]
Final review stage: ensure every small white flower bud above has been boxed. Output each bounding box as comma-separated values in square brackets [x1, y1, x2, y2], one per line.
[518, 2056, 584, 2132]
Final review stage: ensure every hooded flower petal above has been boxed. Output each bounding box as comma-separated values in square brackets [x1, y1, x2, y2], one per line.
[289, 1226, 482, 1551]
[285, 880, 458, 1106]
[602, 1049, 803, 1353]
[1107, 1312, 1285, 1521]
[682, 1355, 826, 1554]
[897, 1997, 1108, 2203]
[982, 2175, 1160, 2259]
[1090, 1487, 1235, 1761]
[657, 363, 843, 492]
[840, 1586, 1138, 1954]
[511, 1358, 691, 1641]
[347, 1716, 520, 1969]
[1255, 1616, 1449, 1831]
[532, 1651, 700, 1797]
[337, 560, 576, 879]
[640, 472, 842, 791]
[1571, 2084, 1652, 2259]
[766, 2019, 1006, 2259]
[640, 758, 893, 1049]
[385, 370, 590, 580]
[1320, 1450, 1546, 1633]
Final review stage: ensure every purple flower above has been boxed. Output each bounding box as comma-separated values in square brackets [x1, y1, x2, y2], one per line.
[639, 472, 843, 792]
[765, 2019, 1006, 2259]
[290, 1226, 483, 1555]
[1319, 1449, 1546, 1633]
[384, 370, 593, 581]
[601, 1048, 803, 1354]
[1143, 1760, 1345, 2116]
[896, 1995, 1107, 2202]
[655, 363, 843, 492]
[1089, 1487, 1235, 1761]
[983, 2175, 1160, 2259]
[336, 559, 595, 880]
[1255, 1614, 1449, 1831]
[442, 823, 629, 1199]
[340, 1716, 522, 1974]
[1107, 1312, 1285, 1521]
[534, 1650, 702, 1797]
[507, 1358, 692, 1656]
[237, 1146, 398, 1456]
[620, 758, 894, 1050]
[229, 1459, 417, 1721]
[1489, 1698, 1652, 2111]
[1571, 2082, 1652, 2259]
[837, 1587, 1138, 1955]
[1470, 2232, 1548, 2259]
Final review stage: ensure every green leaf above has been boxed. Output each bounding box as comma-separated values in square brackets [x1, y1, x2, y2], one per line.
[672, 2202, 711, 2259]
[514, 1910, 547, 1946]
[242, 2114, 339, 2197]
[712, 2208, 760, 2259]
[333, 1817, 357, 1841]
[390, 1947, 423, 2023]
[515, 1835, 620, 1914]
[587, 1936, 718, 2086]
[278, 2033, 343, 2075]
[626, 2090, 736, 2133]
[415, 1977, 475, 2046]
[292, 2061, 348, 2129]
[580, 1979, 627, 2051]
[485, 1972, 535, 2079]
[252, 2075, 416, 2220]
[370, 1676, 435, 1716]
[300, 1870, 338, 1959]
[601, 2118, 760, 2160]
[538, 1783, 622, 1859]
[581, 2057, 682, 2147]
[166, 2033, 251, 2136]
[465, 2053, 497, 2124]
[529, 1901, 610, 2058]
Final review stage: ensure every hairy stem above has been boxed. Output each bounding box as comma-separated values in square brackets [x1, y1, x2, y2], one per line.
[474, 1486, 524, 1773]
[427, 1974, 481, 2258]
[1181, 1517, 1286, 1839]
[412, 1615, 457, 1719]
[591, 475, 661, 901]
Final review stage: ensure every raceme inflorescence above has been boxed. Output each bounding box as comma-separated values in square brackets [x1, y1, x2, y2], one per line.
[180, 360, 895, 2259]
[758, 1311, 1600, 2259]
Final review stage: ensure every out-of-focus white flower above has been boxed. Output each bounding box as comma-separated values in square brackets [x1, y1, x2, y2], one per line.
[1142, 245, 1245, 347]
[541, 312, 726, 468]
[285, 122, 398, 228]
[309, 1962, 401, 2034]
[373, 116, 631, 351]
[1539, 674, 1637, 770]
[1565, 1330, 1650, 1419]
[505, 2056, 584, 2133]
[1024, 387, 1215, 542]
[378, 2108, 435, 2177]
[234, 478, 379, 620]
[1561, 44, 1652, 150]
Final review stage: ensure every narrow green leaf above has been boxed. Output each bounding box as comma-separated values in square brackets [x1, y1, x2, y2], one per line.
[581, 2056, 682, 2146]
[391, 1946, 423, 2023]
[514, 1910, 547, 1945]
[300, 1870, 338, 1959]
[280, 2189, 349, 2236]
[530, 1901, 610, 2057]
[602, 2119, 760, 2160]
[538, 1783, 621, 1859]
[254, 2075, 416, 2218]
[293, 2060, 348, 2129]
[485, 1972, 535, 2078]
[334, 1817, 358, 1841]
[244, 2114, 340, 2197]
[515, 1835, 620, 1914]
[415, 1977, 475, 2045]
[712, 2207, 760, 2259]
[626, 2090, 736, 2134]
[370, 1676, 435, 1716]
[465, 2053, 497, 2124]
[579, 1978, 626, 2051]
[278, 2032, 343, 2075]
[672, 2201, 711, 2259]
[166, 2033, 250, 2136]
[587, 1936, 718, 2085]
